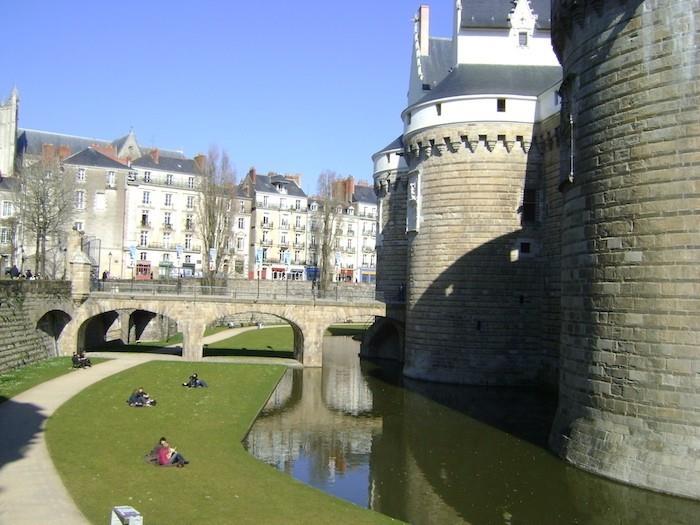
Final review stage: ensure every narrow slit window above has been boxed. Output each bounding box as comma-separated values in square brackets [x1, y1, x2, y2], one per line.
[436, 103, 442, 116]
[519, 32, 528, 47]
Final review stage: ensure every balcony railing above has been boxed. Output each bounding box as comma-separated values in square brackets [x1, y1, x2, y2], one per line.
[294, 224, 306, 231]
[293, 242, 305, 249]
[163, 223, 173, 230]
[261, 239, 273, 246]
[280, 223, 290, 230]
[261, 222, 274, 229]
[362, 246, 375, 253]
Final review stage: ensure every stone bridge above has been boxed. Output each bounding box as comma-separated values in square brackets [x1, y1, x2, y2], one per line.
[1, 256, 385, 368]
[61, 291, 384, 365]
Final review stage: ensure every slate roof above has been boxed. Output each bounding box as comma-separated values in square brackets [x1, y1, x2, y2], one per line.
[255, 174, 307, 198]
[420, 37, 454, 90]
[17, 129, 112, 157]
[353, 185, 377, 205]
[63, 148, 131, 170]
[376, 136, 404, 154]
[415, 63, 561, 105]
[131, 154, 197, 174]
[460, 0, 551, 30]
[17, 129, 185, 160]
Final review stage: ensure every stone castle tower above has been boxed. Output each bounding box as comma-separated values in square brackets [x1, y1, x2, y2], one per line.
[548, 0, 700, 499]
[0, 88, 19, 178]
[369, 0, 700, 498]
[371, 0, 563, 386]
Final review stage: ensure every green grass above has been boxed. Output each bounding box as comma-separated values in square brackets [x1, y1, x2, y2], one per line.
[326, 323, 370, 337]
[46, 361, 394, 525]
[0, 357, 106, 404]
[205, 326, 294, 357]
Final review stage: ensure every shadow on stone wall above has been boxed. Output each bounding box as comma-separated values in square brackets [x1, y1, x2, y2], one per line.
[404, 228, 554, 386]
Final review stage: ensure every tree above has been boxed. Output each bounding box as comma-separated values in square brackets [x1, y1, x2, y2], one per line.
[315, 170, 342, 295]
[196, 146, 236, 285]
[17, 156, 74, 276]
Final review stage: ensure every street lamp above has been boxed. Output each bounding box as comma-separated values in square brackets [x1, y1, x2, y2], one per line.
[108, 252, 112, 276]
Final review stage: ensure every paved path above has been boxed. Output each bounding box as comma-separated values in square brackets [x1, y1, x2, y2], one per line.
[0, 352, 299, 524]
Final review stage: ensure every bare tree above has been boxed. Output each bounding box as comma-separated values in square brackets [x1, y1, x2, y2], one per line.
[196, 145, 236, 285]
[17, 156, 74, 276]
[315, 170, 342, 295]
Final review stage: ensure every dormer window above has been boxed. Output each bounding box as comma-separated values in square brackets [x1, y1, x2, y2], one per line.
[519, 32, 528, 47]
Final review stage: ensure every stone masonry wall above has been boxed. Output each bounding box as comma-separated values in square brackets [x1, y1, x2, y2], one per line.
[0, 280, 72, 373]
[536, 113, 564, 390]
[375, 166, 408, 323]
[401, 123, 550, 385]
[550, 0, 700, 499]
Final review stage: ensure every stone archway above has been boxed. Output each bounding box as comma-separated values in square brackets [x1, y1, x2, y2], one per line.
[35, 309, 72, 357]
[361, 316, 405, 362]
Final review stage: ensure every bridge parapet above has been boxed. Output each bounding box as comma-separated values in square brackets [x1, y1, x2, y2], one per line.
[93, 279, 383, 305]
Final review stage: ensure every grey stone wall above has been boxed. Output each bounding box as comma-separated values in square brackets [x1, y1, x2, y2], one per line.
[550, 0, 700, 499]
[536, 114, 564, 389]
[0, 280, 72, 372]
[401, 124, 551, 385]
[375, 167, 408, 323]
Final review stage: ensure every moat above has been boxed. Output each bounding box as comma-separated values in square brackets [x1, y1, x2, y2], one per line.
[245, 337, 700, 524]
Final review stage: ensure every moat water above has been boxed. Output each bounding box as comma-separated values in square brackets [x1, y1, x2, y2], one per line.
[244, 337, 699, 524]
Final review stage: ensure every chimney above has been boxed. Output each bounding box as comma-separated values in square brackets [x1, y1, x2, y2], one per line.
[346, 176, 355, 201]
[194, 154, 206, 173]
[419, 5, 430, 57]
[150, 148, 160, 164]
[41, 143, 56, 162]
[57, 145, 71, 160]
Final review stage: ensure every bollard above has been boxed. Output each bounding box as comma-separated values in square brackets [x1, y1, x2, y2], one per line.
[110, 506, 143, 525]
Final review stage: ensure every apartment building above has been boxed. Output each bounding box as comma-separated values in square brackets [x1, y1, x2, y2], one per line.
[239, 170, 308, 280]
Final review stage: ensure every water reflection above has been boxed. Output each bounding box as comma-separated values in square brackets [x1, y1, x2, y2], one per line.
[244, 337, 700, 524]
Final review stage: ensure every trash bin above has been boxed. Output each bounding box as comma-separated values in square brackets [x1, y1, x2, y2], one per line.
[110, 506, 143, 525]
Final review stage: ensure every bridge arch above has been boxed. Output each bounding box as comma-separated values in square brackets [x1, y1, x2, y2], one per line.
[61, 295, 385, 365]
[361, 316, 405, 363]
[36, 309, 73, 357]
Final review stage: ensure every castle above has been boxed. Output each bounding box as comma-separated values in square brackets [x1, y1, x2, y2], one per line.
[368, 0, 700, 499]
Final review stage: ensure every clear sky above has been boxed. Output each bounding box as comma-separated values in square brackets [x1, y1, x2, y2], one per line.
[1, 1, 453, 193]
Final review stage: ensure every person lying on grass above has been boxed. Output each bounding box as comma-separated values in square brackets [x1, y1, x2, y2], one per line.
[127, 387, 157, 407]
[182, 373, 207, 388]
[157, 437, 188, 467]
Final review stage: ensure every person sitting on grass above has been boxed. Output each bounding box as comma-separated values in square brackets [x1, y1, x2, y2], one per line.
[77, 351, 92, 367]
[127, 387, 156, 407]
[72, 352, 89, 368]
[182, 373, 207, 388]
[157, 437, 188, 467]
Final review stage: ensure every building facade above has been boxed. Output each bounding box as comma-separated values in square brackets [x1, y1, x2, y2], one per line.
[239, 170, 309, 280]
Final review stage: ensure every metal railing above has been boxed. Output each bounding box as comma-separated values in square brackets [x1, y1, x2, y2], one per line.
[92, 278, 381, 304]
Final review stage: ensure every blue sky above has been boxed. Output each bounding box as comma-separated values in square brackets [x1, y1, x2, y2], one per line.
[2, 1, 452, 193]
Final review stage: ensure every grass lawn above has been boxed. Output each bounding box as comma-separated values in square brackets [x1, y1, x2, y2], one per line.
[45, 361, 394, 525]
[205, 325, 294, 357]
[0, 357, 106, 404]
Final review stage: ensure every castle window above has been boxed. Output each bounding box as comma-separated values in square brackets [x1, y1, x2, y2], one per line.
[407, 112, 412, 124]
[497, 98, 506, 112]
[520, 242, 531, 254]
[436, 103, 442, 116]
[519, 32, 528, 47]
[522, 189, 538, 223]
[422, 83, 431, 91]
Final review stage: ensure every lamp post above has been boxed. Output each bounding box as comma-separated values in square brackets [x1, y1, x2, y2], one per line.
[108, 252, 112, 277]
